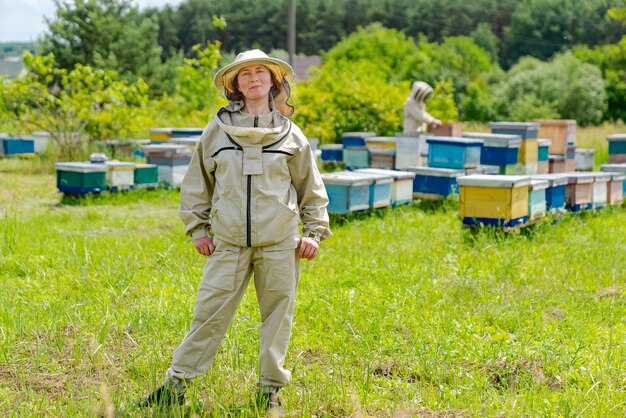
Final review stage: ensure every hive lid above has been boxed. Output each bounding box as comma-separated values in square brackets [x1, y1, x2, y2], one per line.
[342, 132, 376, 138]
[489, 121, 540, 130]
[457, 174, 531, 188]
[405, 166, 466, 177]
[606, 134, 626, 141]
[566, 173, 595, 184]
[531, 173, 569, 187]
[609, 172, 626, 181]
[54, 162, 108, 172]
[537, 139, 552, 147]
[321, 171, 373, 186]
[601, 163, 626, 173]
[592, 172, 611, 182]
[354, 168, 415, 180]
[425, 136, 483, 145]
[530, 179, 549, 191]
[348, 170, 394, 184]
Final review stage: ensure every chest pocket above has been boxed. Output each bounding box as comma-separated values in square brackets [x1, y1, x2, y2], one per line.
[211, 146, 245, 187]
[255, 150, 293, 191]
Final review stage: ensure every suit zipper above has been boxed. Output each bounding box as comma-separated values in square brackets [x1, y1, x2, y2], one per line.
[247, 116, 258, 247]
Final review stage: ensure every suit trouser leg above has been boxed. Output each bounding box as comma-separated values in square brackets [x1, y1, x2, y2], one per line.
[167, 245, 253, 383]
[253, 247, 300, 390]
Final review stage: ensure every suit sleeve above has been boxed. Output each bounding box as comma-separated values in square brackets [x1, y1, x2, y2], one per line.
[179, 139, 216, 240]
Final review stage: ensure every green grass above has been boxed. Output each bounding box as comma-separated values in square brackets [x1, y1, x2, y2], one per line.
[1, 154, 626, 417]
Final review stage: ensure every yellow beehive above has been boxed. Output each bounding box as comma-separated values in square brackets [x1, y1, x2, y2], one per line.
[458, 174, 531, 227]
[519, 138, 538, 164]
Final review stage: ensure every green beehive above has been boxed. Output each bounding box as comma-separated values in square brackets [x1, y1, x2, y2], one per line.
[55, 162, 107, 194]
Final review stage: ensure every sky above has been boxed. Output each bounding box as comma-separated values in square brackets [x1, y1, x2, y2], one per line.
[0, 0, 183, 43]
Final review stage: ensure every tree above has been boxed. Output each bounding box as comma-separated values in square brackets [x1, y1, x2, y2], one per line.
[40, 0, 163, 92]
[0, 52, 150, 161]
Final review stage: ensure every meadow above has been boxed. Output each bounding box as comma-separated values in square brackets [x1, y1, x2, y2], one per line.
[1, 125, 625, 417]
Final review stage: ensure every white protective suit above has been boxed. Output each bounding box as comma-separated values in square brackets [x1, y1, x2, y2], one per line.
[167, 103, 331, 391]
[403, 81, 437, 134]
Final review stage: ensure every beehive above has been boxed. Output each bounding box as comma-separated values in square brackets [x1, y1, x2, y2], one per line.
[532, 174, 568, 213]
[406, 167, 465, 200]
[365, 136, 396, 149]
[342, 132, 375, 148]
[55, 162, 107, 194]
[606, 172, 625, 205]
[462, 132, 521, 167]
[343, 147, 370, 169]
[591, 172, 611, 209]
[320, 144, 343, 162]
[2, 138, 35, 156]
[355, 168, 415, 207]
[574, 149, 595, 171]
[369, 148, 395, 169]
[170, 128, 204, 137]
[548, 155, 566, 173]
[607, 134, 626, 164]
[148, 127, 173, 141]
[321, 171, 372, 214]
[348, 170, 393, 209]
[601, 164, 626, 195]
[394, 134, 423, 168]
[565, 173, 594, 211]
[490, 122, 539, 139]
[458, 174, 531, 227]
[426, 136, 482, 169]
[534, 119, 576, 155]
[102, 161, 135, 191]
[528, 179, 549, 221]
[134, 163, 159, 189]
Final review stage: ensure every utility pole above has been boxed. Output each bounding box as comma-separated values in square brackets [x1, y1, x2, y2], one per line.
[288, 0, 296, 67]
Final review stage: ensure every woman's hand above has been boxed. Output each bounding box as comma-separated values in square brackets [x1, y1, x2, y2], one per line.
[194, 236, 215, 256]
[298, 236, 319, 260]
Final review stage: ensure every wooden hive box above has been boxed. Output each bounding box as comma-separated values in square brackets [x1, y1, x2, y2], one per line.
[343, 146, 370, 169]
[320, 144, 343, 162]
[134, 163, 159, 189]
[601, 163, 626, 195]
[394, 134, 423, 168]
[458, 174, 530, 227]
[104, 161, 135, 191]
[3, 138, 35, 156]
[348, 170, 393, 209]
[426, 136, 483, 169]
[321, 171, 372, 214]
[548, 155, 567, 173]
[532, 174, 568, 213]
[368, 147, 395, 169]
[427, 122, 462, 137]
[341, 132, 375, 148]
[574, 148, 595, 171]
[490, 121, 539, 139]
[591, 172, 611, 209]
[406, 166, 465, 200]
[142, 143, 192, 159]
[355, 168, 415, 207]
[528, 179, 549, 221]
[606, 172, 625, 205]
[55, 162, 107, 194]
[462, 132, 521, 167]
[607, 134, 626, 164]
[534, 119, 576, 155]
[565, 173, 594, 211]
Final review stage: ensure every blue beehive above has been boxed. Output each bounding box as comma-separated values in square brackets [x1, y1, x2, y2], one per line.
[355, 168, 415, 207]
[3, 138, 35, 155]
[607, 134, 626, 164]
[426, 136, 483, 169]
[463, 132, 521, 166]
[406, 166, 465, 199]
[321, 171, 372, 214]
[532, 174, 568, 213]
[348, 170, 393, 209]
[489, 122, 539, 139]
[320, 144, 343, 162]
[341, 132, 375, 148]
[170, 128, 204, 137]
[343, 147, 370, 169]
[528, 179, 549, 220]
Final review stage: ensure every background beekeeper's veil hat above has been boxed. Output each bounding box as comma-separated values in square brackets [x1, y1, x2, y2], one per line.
[214, 49, 295, 116]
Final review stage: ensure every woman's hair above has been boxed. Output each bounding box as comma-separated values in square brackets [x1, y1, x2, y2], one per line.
[226, 71, 293, 116]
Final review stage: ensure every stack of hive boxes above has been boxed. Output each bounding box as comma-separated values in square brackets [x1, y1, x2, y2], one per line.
[462, 132, 521, 174]
[535, 119, 577, 173]
[142, 143, 193, 188]
[408, 136, 483, 200]
[341, 132, 374, 169]
[607, 134, 626, 164]
[489, 122, 539, 174]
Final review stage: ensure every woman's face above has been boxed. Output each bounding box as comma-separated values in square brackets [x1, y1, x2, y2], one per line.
[236, 64, 273, 101]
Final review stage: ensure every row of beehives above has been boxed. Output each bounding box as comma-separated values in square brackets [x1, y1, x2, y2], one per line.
[316, 120, 602, 176]
[320, 165, 626, 227]
[54, 139, 200, 194]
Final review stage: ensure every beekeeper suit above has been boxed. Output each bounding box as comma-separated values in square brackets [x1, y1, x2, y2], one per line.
[403, 81, 441, 134]
[138, 49, 331, 412]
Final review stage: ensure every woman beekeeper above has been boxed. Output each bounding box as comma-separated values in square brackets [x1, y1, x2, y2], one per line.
[403, 81, 442, 134]
[137, 49, 331, 415]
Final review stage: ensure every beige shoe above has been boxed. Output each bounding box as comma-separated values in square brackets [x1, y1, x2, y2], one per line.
[257, 388, 285, 416]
